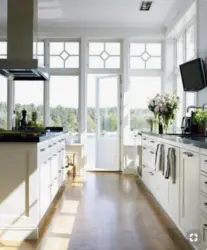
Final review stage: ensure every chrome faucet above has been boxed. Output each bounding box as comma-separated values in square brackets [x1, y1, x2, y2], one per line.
[202, 103, 207, 110]
[186, 105, 202, 112]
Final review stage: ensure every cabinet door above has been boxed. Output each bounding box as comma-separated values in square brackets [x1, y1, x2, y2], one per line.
[165, 145, 180, 224]
[180, 150, 199, 233]
[51, 154, 59, 200]
[39, 160, 51, 219]
[156, 171, 168, 210]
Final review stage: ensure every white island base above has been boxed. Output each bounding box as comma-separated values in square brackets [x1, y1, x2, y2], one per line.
[0, 133, 68, 241]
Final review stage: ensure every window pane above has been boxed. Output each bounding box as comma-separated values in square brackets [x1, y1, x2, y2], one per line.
[130, 57, 145, 69]
[50, 56, 64, 68]
[37, 56, 44, 67]
[105, 43, 120, 55]
[177, 36, 184, 67]
[129, 76, 161, 132]
[89, 43, 104, 55]
[130, 43, 145, 56]
[33, 42, 44, 55]
[89, 56, 104, 68]
[146, 57, 161, 69]
[65, 42, 79, 55]
[176, 75, 184, 131]
[15, 81, 44, 126]
[186, 25, 195, 61]
[65, 56, 79, 68]
[0, 76, 7, 129]
[0, 42, 7, 55]
[186, 92, 196, 115]
[105, 56, 120, 68]
[50, 42, 64, 55]
[50, 76, 79, 140]
[146, 43, 161, 56]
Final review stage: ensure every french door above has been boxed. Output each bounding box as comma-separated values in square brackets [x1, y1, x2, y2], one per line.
[87, 75, 121, 171]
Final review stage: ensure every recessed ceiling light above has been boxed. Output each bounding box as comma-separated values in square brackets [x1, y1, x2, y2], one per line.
[140, 1, 153, 11]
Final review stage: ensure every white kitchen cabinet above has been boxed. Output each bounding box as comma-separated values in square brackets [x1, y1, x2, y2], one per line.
[39, 160, 51, 220]
[164, 145, 180, 224]
[180, 149, 200, 233]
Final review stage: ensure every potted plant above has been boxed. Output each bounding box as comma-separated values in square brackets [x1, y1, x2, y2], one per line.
[193, 109, 207, 135]
[148, 93, 179, 134]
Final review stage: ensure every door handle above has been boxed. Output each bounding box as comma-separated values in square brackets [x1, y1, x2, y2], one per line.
[183, 152, 193, 157]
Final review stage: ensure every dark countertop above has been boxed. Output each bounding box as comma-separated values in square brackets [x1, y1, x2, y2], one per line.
[141, 131, 207, 150]
[0, 132, 67, 143]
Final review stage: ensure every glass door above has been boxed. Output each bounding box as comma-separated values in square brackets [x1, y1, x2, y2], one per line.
[96, 75, 120, 171]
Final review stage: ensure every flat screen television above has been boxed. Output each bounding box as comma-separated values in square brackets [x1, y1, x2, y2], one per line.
[179, 58, 207, 91]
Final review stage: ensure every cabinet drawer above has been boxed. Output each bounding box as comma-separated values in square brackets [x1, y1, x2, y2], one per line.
[201, 155, 207, 173]
[201, 194, 207, 216]
[201, 175, 207, 194]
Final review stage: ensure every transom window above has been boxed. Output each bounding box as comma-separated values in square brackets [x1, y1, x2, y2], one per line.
[49, 42, 79, 68]
[89, 42, 120, 69]
[33, 42, 44, 66]
[130, 43, 162, 69]
[0, 42, 7, 58]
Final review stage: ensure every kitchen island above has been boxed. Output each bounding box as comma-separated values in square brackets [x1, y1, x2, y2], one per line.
[0, 132, 68, 240]
[141, 132, 207, 250]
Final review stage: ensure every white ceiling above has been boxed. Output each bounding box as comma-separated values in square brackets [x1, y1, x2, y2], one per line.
[0, 0, 177, 28]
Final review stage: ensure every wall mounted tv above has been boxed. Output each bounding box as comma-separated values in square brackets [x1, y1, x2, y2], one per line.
[179, 58, 207, 92]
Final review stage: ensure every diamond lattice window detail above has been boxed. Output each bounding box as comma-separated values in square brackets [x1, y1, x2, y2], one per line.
[89, 42, 120, 69]
[130, 43, 162, 69]
[49, 42, 80, 68]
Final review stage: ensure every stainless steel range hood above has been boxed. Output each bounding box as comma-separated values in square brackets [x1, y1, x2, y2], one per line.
[0, 0, 48, 81]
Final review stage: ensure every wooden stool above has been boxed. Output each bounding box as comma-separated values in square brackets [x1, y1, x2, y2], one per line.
[66, 152, 76, 177]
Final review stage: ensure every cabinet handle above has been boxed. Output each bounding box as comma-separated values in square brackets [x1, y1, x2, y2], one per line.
[58, 150, 61, 153]
[204, 182, 207, 186]
[143, 138, 146, 140]
[53, 142, 57, 145]
[40, 148, 46, 152]
[204, 203, 207, 208]
[48, 145, 52, 148]
[204, 160, 207, 163]
[183, 152, 193, 157]
[149, 172, 154, 176]
[48, 157, 52, 160]
[150, 140, 155, 143]
[143, 147, 146, 150]
[53, 154, 57, 156]
[58, 170, 61, 173]
[203, 224, 207, 242]
[142, 165, 146, 168]
[150, 151, 154, 154]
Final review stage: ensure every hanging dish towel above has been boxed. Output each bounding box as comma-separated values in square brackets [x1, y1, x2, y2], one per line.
[155, 143, 165, 174]
[165, 147, 176, 184]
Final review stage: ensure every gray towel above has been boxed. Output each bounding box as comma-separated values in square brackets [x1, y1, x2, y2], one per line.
[155, 144, 165, 173]
[165, 148, 176, 184]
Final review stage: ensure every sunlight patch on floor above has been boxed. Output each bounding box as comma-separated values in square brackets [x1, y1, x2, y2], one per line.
[60, 200, 79, 214]
[39, 237, 70, 250]
[51, 215, 76, 235]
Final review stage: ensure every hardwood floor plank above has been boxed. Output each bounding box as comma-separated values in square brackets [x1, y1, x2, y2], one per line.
[0, 173, 192, 250]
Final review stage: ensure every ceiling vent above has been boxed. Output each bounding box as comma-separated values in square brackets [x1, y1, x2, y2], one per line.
[140, 1, 153, 11]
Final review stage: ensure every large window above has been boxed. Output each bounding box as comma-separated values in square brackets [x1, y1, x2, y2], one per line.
[89, 42, 120, 69]
[49, 42, 79, 68]
[129, 76, 161, 132]
[130, 43, 162, 69]
[33, 42, 44, 66]
[15, 81, 44, 125]
[176, 75, 184, 130]
[49, 76, 79, 139]
[0, 76, 7, 129]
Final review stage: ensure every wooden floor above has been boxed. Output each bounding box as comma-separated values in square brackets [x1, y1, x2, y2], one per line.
[0, 173, 192, 250]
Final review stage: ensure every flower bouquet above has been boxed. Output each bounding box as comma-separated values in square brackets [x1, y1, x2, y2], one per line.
[148, 93, 179, 133]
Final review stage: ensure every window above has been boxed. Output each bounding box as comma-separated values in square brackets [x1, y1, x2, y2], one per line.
[49, 76, 79, 140]
[0, 42, 7, 58]
[49, 42, 79, 68]
[129, 76, 161, 132]
[176, 75, 184, 130]
[0, 76, 7, 129]
[33, 42, 44, 66]
[186, 92, 196, 115]
[15, 81, 44, 125]
[130, 43, 162, 69]
[186, 25, 195, 61]
[177, 36, 184, 67]
[89, 42, 120, 69]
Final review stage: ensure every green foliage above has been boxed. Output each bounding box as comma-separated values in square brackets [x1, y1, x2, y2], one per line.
[193, 109, 207, 125]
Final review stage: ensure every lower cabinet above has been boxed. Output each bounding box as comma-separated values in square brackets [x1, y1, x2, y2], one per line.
[180, 149, 200, 234]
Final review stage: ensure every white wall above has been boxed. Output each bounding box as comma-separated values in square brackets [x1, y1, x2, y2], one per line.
[196, 0, 207, 105]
